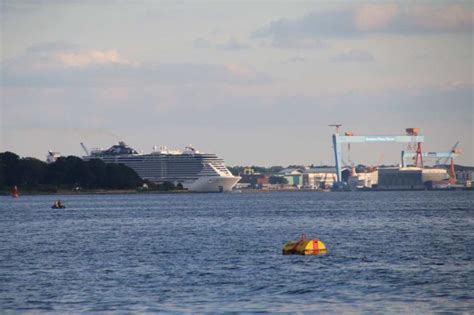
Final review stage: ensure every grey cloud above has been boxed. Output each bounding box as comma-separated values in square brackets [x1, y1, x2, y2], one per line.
[331, 50, 375, 63]
[269, 37, 324, 50]
[26, 41, 80, 53]
[194, 37, 250, 51]
[285, 57, 307, 63]
[216, 38, 250, 51]
[2, 45, 271, 87]
[193, 38, 212, 49]
[254, 8, 357, 39]
[254, 4, 473, 41]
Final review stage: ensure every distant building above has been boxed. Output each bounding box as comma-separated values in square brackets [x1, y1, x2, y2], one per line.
[277, 169, 303, 188]
[256, 176, 269, 187]
[456, 170, 474, 185]
[242, 167, 255, 175]
[378, 167, 449, 190]
[302, 168, 338, 189]
[378, 167, 424, 189]
[422, 168, 449, 182]
[240, 174, 266, 188]
[348, 170, 378, 189]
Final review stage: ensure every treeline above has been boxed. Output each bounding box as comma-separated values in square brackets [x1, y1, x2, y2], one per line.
[0, 152, 143, 192]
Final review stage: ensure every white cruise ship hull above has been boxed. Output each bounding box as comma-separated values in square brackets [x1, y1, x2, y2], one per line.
[82, 142, 240, 192]
[185, 175, 241, 192]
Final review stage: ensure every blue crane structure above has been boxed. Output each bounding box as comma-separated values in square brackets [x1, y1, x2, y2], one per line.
[401, 151, 460, 167]
[401, 142, 460, 167]
[331, 127, 425, 183]
[402, 142, 461, 184]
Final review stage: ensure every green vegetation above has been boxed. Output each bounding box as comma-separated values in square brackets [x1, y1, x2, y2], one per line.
[0, 151, 181, 193]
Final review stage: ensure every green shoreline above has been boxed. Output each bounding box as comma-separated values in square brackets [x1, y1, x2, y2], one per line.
[0, 189, 191, 196]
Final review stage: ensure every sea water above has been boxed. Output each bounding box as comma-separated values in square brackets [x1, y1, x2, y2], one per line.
[1, 191, 473, 313]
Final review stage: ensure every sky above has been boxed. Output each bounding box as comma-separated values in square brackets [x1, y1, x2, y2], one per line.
[1, 1, 473, 167]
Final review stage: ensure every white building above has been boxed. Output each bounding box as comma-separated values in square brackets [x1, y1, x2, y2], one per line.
[302, 168, 338, 189]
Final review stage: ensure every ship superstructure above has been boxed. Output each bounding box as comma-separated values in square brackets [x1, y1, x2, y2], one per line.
[82, 141, 240, 192]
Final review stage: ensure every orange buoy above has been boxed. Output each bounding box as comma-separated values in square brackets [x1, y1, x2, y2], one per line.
[282, 234, 327, 256]
[12, 186, 19, 198]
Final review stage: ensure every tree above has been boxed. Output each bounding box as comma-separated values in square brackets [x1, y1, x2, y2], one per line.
[0, 152, 20, 188]
[18, 158, 48, 188]
[86, 159, 107, 188]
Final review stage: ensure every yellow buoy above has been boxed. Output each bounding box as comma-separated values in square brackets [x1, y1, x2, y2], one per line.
[282, 234, 327, 256]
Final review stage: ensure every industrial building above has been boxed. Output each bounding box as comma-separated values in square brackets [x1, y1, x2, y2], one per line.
[456, 170, 473, 187]
[277, 169, 303, 187]
[377, 167, 449, 190]
[348, 170, 378, 189]
[378, 168, 424, 190]
[303, 168, 339, 189]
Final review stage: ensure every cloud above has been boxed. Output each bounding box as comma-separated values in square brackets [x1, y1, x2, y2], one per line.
[285, 57, 307, 63]
[355, 4, 398, 31]
[26, 41, 79, 53]
[217, 38, 249, 51]
[266, 37, 324, 50]
[2, 44, 270, 87]
[254, 4, 473, 42]
[193, 38, 212, 49]
[331, 50, 376, 63]
[57, 50, 133, 67]
[194, 37, 250, 50]
[254, 8, 357, 39]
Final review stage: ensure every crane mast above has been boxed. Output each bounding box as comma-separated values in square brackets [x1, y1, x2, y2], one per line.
[80, 142, 90, 156]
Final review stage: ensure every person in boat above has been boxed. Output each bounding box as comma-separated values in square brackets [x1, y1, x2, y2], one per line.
[52, 200, 65, 209]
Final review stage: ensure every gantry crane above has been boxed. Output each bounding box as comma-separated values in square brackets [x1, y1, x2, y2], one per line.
[401, 142, 461, 168]
[331, 128, 424, 183]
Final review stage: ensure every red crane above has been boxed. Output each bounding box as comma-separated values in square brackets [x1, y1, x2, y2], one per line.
[406, 128, 423, 168]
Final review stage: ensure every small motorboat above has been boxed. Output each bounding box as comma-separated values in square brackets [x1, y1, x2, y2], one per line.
[51, 200, 66, 209]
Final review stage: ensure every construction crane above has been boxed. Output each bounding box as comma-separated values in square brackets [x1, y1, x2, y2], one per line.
[331, 127, 424, 182]
[406, 128, 423, 168]
[438, 142, 460, 165]
[329, 124, 342, 134]
[401, 142, 462, 184]
[441, 142, 462, 184]
[401, 142, 461, 167]
[401, 151, 460, 167]
[80, 142, 90, 156]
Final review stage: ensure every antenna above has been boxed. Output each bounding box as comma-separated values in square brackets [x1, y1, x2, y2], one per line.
[329, 124, 342, 134]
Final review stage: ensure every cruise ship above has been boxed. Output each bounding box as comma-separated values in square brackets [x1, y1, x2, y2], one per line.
[82, 142, 240, 192]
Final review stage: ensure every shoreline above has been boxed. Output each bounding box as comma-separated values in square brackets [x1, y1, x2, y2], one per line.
[0, 189, 190, 196]
[1, 187, 472, 196]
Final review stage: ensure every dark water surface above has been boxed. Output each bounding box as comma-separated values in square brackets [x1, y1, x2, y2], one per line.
[1, 191, 473, 313]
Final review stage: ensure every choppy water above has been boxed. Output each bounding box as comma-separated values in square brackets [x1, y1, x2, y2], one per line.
[1, 191, 473, 313]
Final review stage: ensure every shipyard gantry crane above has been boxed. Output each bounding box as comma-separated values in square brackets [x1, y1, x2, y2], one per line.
[331, 127, 424, 183]
[401, 142, 461, 168]
[401, 142, 461, 184]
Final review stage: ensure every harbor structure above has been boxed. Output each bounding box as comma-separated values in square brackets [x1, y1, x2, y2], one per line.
[377, 167, 449, 190]
[302, 167, 338, 189]
[348, 169, 378, 189]
[331, 127, 425, 184]
[277, 168, 303, 187]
